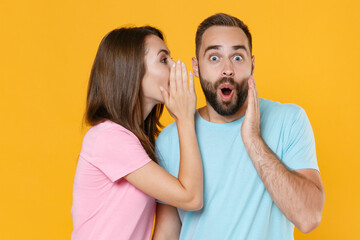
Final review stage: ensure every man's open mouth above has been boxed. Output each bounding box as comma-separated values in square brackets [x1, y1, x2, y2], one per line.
[218, 83, 235, 101]
[221, 88, 233, 96]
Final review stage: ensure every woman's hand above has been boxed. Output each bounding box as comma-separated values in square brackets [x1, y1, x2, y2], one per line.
[160, 60, 196, 123]
[126, 61, 203, 212]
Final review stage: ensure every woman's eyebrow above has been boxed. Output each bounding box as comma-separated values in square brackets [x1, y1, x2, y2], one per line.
[157, 49, 170, 56]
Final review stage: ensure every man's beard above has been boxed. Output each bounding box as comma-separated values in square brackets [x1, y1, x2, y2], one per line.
[199, 72, 249, 116]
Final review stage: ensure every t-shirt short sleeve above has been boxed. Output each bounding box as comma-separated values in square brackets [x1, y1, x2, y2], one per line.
[282, 108, 319, 171]
[90, 126, 152, 182]
[155, 135, 168, 171]
[155, 124, 180, 178]
[155, 125, 178, 205]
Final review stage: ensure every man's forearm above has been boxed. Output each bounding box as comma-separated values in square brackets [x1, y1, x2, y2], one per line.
[244, 137, 325, 233]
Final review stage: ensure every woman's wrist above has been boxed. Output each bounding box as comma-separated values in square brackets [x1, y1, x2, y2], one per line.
[176, 118, 195, 130]
[176, 115, 195, 124]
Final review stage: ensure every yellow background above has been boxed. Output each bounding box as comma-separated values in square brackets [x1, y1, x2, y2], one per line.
[1, 0, 359, 239]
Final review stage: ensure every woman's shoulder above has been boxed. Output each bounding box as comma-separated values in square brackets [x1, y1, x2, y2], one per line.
[82, 121, 140, 156]
[87, 120, 135, 138]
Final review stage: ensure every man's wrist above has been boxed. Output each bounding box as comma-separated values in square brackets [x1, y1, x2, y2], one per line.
[244, 135, 265, 155]
[243, 133, 262, 146]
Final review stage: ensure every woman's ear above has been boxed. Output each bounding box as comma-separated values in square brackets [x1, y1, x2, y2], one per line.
[192, 57, 200, 78]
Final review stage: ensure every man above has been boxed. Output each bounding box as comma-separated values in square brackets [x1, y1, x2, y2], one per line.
[154, 13, 325, 240]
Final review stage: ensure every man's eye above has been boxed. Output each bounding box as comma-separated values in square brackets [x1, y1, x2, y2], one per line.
[233, 55, 243, 61]
[210, 56, 219, 61]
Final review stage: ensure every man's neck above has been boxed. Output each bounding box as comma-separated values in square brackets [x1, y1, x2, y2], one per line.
[198, 99, 248, 123]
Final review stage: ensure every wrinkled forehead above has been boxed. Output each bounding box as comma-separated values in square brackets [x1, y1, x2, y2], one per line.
[200, 26, 250, 55]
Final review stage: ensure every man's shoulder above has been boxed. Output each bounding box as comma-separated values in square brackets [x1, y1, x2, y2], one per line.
[156, 121, 178, 145]
[156, 121, 181, 170]
[260, 98, 304, 118]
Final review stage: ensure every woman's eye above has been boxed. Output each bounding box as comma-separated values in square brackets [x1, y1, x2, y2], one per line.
[161, 58, 168, 63]
[233, 55, 243, 61]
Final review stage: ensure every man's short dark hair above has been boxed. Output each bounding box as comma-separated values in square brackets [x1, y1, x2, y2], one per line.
[195, 13, 252, 59]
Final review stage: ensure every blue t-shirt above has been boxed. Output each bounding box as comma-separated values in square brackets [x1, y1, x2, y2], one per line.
[155, 99, 319, 240]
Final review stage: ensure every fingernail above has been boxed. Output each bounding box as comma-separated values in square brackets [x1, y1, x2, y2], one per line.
[177, 59, 180, 64]
[159, 86, 164, 91]
[172, 62, 175, 68]
[182, 62, 185, 67]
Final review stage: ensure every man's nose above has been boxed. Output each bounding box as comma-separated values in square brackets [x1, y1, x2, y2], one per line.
[222, 60, 234, 77]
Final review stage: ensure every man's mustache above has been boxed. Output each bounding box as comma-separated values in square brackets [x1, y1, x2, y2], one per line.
[214, 77, 238, 89]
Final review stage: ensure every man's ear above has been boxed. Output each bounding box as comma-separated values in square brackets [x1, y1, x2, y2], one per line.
[251, 55, 255, 75]
[192, 57, 200, 78]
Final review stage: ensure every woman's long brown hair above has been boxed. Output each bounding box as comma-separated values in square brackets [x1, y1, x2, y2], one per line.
[85, 26, 164, 162]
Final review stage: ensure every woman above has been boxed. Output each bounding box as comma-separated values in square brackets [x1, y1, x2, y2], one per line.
[71, 26, 203, 239]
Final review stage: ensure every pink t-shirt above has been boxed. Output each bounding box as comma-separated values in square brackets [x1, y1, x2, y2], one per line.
[71, 121, 155, 240]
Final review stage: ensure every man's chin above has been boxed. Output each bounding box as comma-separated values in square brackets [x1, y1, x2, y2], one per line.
[217, 96, 238, 108]
[212, 101, 242, 116]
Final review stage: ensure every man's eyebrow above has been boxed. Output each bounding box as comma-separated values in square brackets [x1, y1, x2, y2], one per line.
[232, 45, 248, 52]
[203, 45, 221, 56]
[203, 45, 249, 56]
[157, 49, 170, 55]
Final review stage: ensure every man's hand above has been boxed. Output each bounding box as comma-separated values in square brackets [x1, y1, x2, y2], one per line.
[241, 76, 261, 145]
[239, 76, 324, 233]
